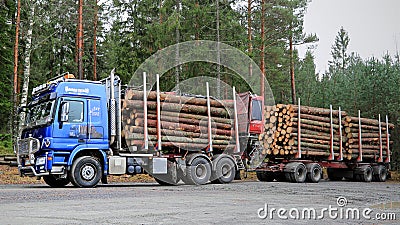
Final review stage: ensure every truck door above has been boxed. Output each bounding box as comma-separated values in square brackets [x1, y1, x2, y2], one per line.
[87, 98, 107, 146]
[52, 98, 88, 151]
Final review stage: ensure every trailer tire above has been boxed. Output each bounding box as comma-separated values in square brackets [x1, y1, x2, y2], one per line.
[284, 162, 307, 183]
[185, 157, 211, 185]
[70, 156, 102, 188]
[211, 157, 236, 184]
[306, 163, 322, 183]
[354, 165, 373, 182]
[373, 165, 387, 182]
[43, 175, 70, 188]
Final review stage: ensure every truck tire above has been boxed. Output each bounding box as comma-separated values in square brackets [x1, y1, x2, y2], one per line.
[284, 162, 307, 183]
[70, 156, 102, 188]
[256, 171, 274, 182]
[211, 157, 236, 184]
[185, 157, 211, 185]
[154, 161, 179, 186]
[43, 175, 70, 188]
[373, 165, 387, 182]
[306, 163, 322, 183]
[354, 165, 373, 182]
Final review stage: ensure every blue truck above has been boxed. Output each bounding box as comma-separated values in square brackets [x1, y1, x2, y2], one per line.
[16, 71, 266, 187]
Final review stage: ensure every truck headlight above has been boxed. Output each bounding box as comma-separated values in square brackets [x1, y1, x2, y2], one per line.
[36, 157, 46, 166]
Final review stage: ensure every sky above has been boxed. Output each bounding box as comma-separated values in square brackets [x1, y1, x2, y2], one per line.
[298, 0, 400, 73]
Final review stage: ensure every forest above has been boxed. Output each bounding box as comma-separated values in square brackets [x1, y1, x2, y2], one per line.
[0, 0, 399, 169]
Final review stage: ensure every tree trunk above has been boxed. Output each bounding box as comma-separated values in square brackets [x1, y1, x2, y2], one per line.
[290, 34, 296, 104]
[77, 0, 84, 79]
[93, 0, 98, 81]
[260, 0, 265, 98]
[12, 0, 21, 137]
[19, 3, 35, 128]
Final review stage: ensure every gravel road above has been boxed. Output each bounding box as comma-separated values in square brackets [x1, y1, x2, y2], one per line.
[0, 180, 399, 224]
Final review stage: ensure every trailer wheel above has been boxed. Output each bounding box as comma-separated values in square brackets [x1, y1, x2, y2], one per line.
[211, 157, 236, 184]
[154, 161, 179, 186]
[284, 162, 307, 183]
[43, 175, 70, 188]
[185, 157, 211, 185]
[256, 171, 275, 182]
[70, 156, 102, 188]
[306, 163, 322, 183]
[354, 165, 373, 182]
[373, 165, 387, 182]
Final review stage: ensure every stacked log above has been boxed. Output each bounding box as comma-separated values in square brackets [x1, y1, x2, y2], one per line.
[260, 104, 348, 158]
[343, 116, 394, 160]
[121, 89, 234, 152]
[260, 103, 394, 162]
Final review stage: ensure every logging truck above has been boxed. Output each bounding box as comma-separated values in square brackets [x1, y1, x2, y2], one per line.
[16, 70, 393, 188]
[16, 70, 264, 187]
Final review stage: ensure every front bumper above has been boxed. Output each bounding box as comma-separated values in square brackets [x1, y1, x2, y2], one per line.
[18, 164, 66, 177]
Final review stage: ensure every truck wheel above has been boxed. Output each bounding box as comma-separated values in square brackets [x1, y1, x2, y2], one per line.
[354, 165, 373, 182]
[154, 161, 179, 186]
[306, 163, 322, 183]
[284, 162, 306, 183]
[185, 157, 211, 185]
[327, 168, 343, 181]
[373, 165, 387, 182]
[256, 171, 274, 182]
[70, 156, 102, 188]
[211, 157, 236, 184]
[43, 175, 70, 188]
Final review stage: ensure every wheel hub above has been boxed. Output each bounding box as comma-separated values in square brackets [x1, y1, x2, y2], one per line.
[81, 164, 95, 180]
[195, 164, 207, 179]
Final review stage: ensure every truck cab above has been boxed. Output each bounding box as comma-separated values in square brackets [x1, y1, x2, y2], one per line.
[17, 73, 114, 187]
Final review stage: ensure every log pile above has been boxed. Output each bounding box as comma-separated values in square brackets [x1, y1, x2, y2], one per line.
[260, 104, 348, 158]
[260, 103, 394, 161]
[343, 116, 394, 160]
[121, 89, 234, 152]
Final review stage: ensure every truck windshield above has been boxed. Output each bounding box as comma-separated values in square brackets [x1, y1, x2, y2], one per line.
[25, 100, 55, 127]
[251, 100, 262, 121]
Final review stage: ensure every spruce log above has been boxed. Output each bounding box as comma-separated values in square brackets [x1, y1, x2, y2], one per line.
[134, 113, 232, 130]
[127, 140, 234, 150]
[292, 118, 340, 129]
[135, 119, 232, 136]
[125, 133, 230, 145]
[292, 105, 347, 117]
[294, 141, 340, 151]
[126, 126, 232, 141]
[347, 116, 394, 129]
[293, 113, 346, 125]
[125, 89, 233, 108]
[123, 100, 230, 117]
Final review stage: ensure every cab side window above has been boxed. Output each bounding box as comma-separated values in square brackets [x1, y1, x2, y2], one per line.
[66, 101, 84, 123]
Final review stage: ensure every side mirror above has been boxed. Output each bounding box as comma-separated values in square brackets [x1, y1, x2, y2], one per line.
[60, 102, 70, 122]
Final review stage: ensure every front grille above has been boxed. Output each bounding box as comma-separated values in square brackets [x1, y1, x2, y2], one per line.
[18, 138, 40, 155]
